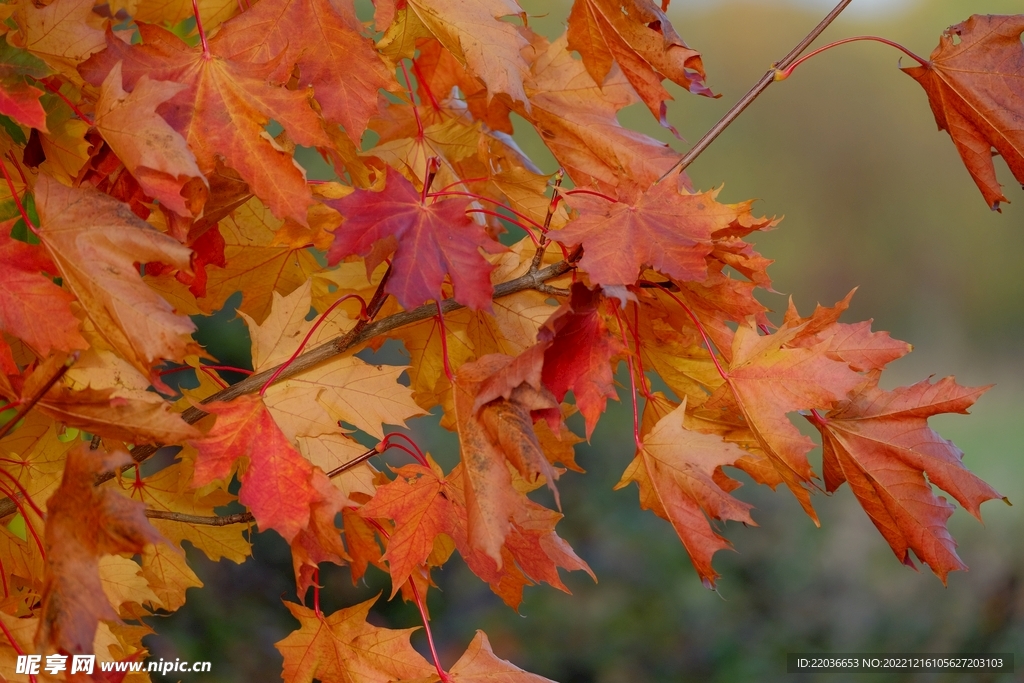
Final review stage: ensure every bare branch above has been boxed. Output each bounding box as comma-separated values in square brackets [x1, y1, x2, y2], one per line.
[657, 0, 854, 181]
[145, 510, 254, 526]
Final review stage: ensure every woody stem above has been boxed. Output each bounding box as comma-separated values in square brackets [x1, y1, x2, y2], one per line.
[657, 0, 855, 181]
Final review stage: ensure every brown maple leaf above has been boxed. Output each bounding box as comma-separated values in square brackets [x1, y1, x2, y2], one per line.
[80, 24, 331, 224]
[37, 445, 164, 654]
[454, 353, 563, 565]
[326, 167, 506, 311]
[276, 597, 436, 683]
[94, 62, 206, 217]
[902, 15, 1024, 210]
[812, 376, 1004, 582]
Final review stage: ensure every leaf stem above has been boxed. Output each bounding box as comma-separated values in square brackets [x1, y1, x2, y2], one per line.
[774, 36, 928, 80]
[0, 355, 75, 442]
[410, 579, 451, 683]
[645, 282, 728, 382]
[0, 161, 35, 236]
[191, 0, 210, 57]
[465, 208, 540, 246]
[430, 190, 549, 234]
[411, 58, 441, 113]
[400, 60, 424, 140]
[382, 433, 428, 466]
[0, 469, 44, 519]
[610, 303, 643, 450]
[259, 293, 368, 396]
[657, 0, 855, 181]
[564, 188, 617, 203]
[38, 80, 94, 126]
[434, 301, 456, 385]
[0, 616, 35, 683]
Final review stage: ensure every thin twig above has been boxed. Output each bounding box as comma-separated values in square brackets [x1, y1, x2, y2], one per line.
[145, 510, 255, 526]
[656, 0, 854, 182]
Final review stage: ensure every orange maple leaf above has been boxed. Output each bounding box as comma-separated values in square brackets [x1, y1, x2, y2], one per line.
[567, 0, 713, 131]
[94, 62, 206, 217]
[706, 318, 864, 522]
[33, 175, 197, 392]
[449, 631, 556, 682]
[37, 445, 164, 654]
[276, 597, 436, 683]
[211, 0, 396, 140]
[902, 14, 1024, 210]
[80, 24, 331, 224]
[617, 400, 754, 588]
[0, 221, 86, 356]
[812, 376, 1004, 582]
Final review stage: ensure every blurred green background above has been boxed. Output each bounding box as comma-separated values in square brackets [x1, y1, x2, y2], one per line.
[145, 1, 1024, 681]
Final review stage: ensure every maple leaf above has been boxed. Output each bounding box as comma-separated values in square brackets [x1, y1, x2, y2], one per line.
[454, 353, 564, 564]
[358, 460, 458, 596]
[190, 395, 338, 546]
[0, 34, 50, 131]
[539, 284, 624, 439]
[326, 166, 506, 311]
[243, 280, 424, 440]
[37, 445, 164, 654]
[211, 0, 397, 140]
[16, 0, 106, 81]
[81, 24, 331, 224]
[567, 0, 713, 131]
[518, 34, 679, 194]
[448, 631, 555, 682]
[94, 62, 206, 217]
[902, 15, 1024, 210]
[406, 0, 530, 107]
[812, 376, 1004, 582]
[276, 597, 436, 683]
[555, 184, 765, 287]
[34, 174, 197, 390]
[146, 197, 322, 322]
[617, 401, 754, 587]
[706, 319, 865, 521]
[0, 221, 86, 356]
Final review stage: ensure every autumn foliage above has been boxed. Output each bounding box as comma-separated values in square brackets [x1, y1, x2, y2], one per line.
[0, 0, 1019, 680]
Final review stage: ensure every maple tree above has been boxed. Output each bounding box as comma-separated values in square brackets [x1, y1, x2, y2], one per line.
[0, 0, 1018, 679]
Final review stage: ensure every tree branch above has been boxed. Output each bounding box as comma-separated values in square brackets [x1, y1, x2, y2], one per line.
[657, 0, 854, 181]
[145, 510, 254, 526]
[0, 259, 574, 520]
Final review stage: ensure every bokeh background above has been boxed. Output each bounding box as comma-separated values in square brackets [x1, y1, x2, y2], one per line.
[144, 0, 1024, 681]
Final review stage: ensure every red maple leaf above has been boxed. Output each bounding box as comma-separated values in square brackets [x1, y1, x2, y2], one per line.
[539, 283, 624, 438]
[326, 167, 506, 311]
